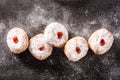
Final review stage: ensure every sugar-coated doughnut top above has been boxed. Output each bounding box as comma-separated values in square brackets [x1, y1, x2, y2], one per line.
[64, 37, 89, 62]
[88, 28, 114, 55]
[44, 22, 69, 47]
[29, 34, 53, 60]
[7, 27, 29, 54]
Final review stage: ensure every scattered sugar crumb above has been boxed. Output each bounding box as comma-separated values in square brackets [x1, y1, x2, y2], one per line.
[85, 9, 88, 14]
[113, 31, 120, 39]
[0, 22, 6, 33]
[89, 21, 97, 24]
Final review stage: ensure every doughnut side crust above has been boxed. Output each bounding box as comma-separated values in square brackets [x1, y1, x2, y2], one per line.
[88, 28, 114, 55]
[7, 27, 29, 54]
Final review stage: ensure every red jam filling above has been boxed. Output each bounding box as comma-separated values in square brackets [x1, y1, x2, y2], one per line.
[39, 46, 45, 51]
[13, 36, 18, 44]
[57, 32, 63, 39]
[76, 47, 81, 54]
[100, 39, 105, 46]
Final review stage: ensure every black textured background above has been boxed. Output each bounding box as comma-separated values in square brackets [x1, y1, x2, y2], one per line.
[0, 0, 120, 80]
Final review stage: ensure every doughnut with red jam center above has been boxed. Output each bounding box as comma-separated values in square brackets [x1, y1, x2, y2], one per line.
[88, 28, 114, 55]
[29, 34, 53, 60]
[7, 27, 29, 54]
[44, 22, 69, 48]
[64, 37, 89, 62]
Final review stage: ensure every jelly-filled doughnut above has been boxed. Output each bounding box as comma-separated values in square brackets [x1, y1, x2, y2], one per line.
[44, 22, 69, 48]
[7, 27, 29, 54]
[29, 34, 53, 60]
[88, 28, 114, 55]
[64, 37, 89, 62]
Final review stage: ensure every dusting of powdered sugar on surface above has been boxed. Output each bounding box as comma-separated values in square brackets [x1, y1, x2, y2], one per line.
[0, 22, 6, 33]
[0, 0, 120, 80]
[26, 5, 54, 28]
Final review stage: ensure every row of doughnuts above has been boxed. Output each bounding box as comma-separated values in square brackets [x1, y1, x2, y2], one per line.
[7, 22, 114, 62]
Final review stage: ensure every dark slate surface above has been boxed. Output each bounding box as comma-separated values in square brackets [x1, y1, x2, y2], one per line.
[0, 0, 120, 80]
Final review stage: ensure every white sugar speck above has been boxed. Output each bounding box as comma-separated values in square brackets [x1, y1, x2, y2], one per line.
[74, 31, 79, 36]
[85, 9, 88, 14]
[0, 22, 6, 33]
[89, 21, 97, 24]
[113, 31, 120, 39]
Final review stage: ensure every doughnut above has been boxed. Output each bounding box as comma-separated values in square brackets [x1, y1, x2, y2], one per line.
[7, 27, 29, 54]
[88, 28, 114, 55]
[29, 34, 53, 60]
[44, 22, 69, 48]
[64, 37, 89, 62]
